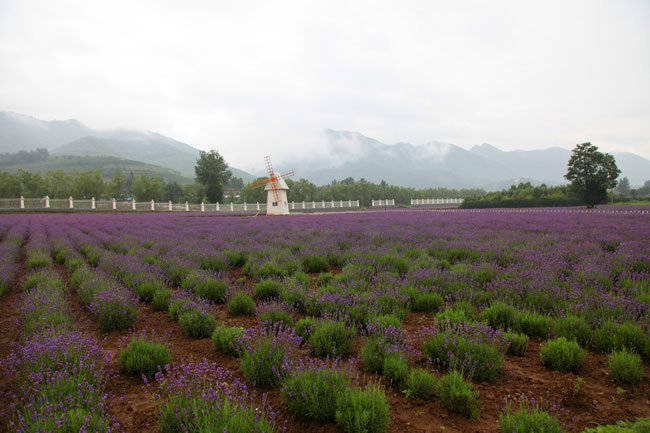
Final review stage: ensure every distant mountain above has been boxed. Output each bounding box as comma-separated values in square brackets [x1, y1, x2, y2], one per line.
[297, 130, 650, 189]
[0, 112, 255, 182]
[0, 154, 194, 184]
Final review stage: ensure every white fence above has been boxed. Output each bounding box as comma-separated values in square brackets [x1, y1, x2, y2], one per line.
[371, 199, 395, 207]
[0, 196, 361, 212]
[411, 198, 464, 205]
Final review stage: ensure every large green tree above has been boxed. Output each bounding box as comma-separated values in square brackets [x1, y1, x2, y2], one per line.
[194, 150, 232, 203]
[132, 174, 163, 201]
[565, 142, 620, 208]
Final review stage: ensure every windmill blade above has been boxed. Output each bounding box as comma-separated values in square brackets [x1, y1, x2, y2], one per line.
[264, 155, 274, 178]
[270, 179, 281, 203]
[276, 169, 295, 180]
[250, 177, 270, 188]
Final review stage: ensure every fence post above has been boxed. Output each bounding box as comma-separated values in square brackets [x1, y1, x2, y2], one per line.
[244, 202, 248, 211]
[91, 197, 96, 209]
[112, 198, 116, 210]
[150, 200, 155, 211]
[201, 202, 205, 212]
[216, 202, 220, 211]
[357, 200, 359, 207]
[132, 200, 136, 210]
[230, 203, 234, 211]
[185, 201, 189, 211]
[321, 200, 325, 208]
[44, 196, 50, 208]
[69, 196, 74, 209]
[291, 202, 295, 209]
[312, 201, 315, 209]
[168, 201, 172, 211]
[302, 201, 305, 209]
[20, 196, 25, 209]
[256, 202, 260, 211]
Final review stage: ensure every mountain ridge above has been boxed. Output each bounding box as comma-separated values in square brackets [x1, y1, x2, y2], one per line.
[1, 112, 647, 190]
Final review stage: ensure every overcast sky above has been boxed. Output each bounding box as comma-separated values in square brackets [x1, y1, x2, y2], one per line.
[0, 0, 648, 170]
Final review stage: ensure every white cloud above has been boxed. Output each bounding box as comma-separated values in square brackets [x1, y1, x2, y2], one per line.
[0, 0, 648, 172]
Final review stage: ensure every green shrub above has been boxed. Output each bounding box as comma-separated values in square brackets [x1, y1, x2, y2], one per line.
[382, 353, 409, 384]
[499, 405, 565, 433]
[593, 321, 646, 355]
[259, 309, 294, 330]
[240, 336, 294, 387]
[225, 249, 248, 267]
[167, 264, 191, 287]
[118, 336, 171, 380]
[423, 332, 504, 382]
[294, 317, 317, 341]
[279, 286, 306, 311]
[411, 291, 444, 313]
[480, 302, 518, 330]
[335, 386, 390, 433]
[608, 349, 644, 385]
[227, 292, 255, 315]
[360, 337, 390, 373]
[178, 309, 217, 338]
[193, 278, 229, 303]
[199, 255, 228, 273]
[70, 266, 92, 290]
[254, 279, 281, 300]
[317, 272, 333, 286]
[518, 311, 552, 338]
[302, 255, 329, 273]
[405, 368, 436, 399]
[152, 288, 172, 311]
[168, 298, 194, 321]
[22, 269, 63, 292]
[503, 330, 529, 356]
[540, 337, 586, 372]
[27, 250, 52, 270]
[211, 325, 244, 357]
[552, 315, 593, 347]
[134, 280, 164, 301]
[282, 368, 349, 422]
[309, 320, 354, 358]
[436, 370, 480, 419]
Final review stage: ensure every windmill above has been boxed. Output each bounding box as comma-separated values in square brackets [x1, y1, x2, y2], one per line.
[250, 156, 294, 215]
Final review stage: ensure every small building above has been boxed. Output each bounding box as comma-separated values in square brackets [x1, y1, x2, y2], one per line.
[264, 176, 290, 215]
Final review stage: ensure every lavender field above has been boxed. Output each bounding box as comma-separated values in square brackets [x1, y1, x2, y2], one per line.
[0, 209, 648, 433]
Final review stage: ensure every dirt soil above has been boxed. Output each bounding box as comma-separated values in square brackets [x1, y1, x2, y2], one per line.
[0, 249, 648, 433]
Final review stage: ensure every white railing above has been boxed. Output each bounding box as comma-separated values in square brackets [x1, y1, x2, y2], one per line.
[371, 199, 395, 207]
[0, 196, 361, 212]
[410, 198, 464, 205]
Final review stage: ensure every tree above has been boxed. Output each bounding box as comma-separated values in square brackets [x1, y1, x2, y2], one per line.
[132, 174, 163, 201]
[71, 169, 105, 199]
[45, 169, 72, 198]
[615, 177, 631, 197]
[17, 169, 47, 198]
[194, 150, 231, 203]
[109, 168, 127, 199]
[162, 182, 184, 202]
[565, 143, 620, 208]
[0, 171, 21, 198]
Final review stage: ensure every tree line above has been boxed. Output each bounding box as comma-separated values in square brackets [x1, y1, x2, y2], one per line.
[241, 177, 485, 207]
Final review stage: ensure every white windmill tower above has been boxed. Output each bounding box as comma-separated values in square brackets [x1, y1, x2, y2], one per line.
[250, 156, 294, 215]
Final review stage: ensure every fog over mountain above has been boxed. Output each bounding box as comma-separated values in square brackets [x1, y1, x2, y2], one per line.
[293, 129, 650, 189]
[0, 112, 255, 182]
[1, 112, 648, 190]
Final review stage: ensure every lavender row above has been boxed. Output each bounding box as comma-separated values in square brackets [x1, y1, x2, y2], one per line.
[6, 243, 116, 432]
